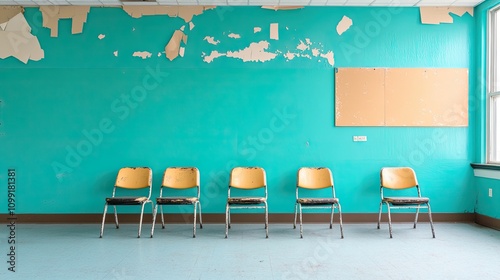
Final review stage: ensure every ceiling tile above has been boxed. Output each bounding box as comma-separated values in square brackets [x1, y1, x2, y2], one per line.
[197, 0, 227, 5]
[309, 0, 328, 4]
[417, 0, 455, 6]
[13, 0, 35, 5]
[278, 0, 309, 4]
[121, 0, 159, 4]
[249, 0, 279, 5]
[32, 0, 53, 4]
[345, 0, 375, 6]
[156, 0, 179, 4]
[175, 0, 199, 4]
[451, 0, 483, 6]
[100, 0, 122, 3]
[370, 0, 392, 5]
[389, 0, 419, 6]
[325, 0, 347, 5]
[227, 0, 247, 5]
[66, 0, 102, 4]
[48, 0, 69, 4]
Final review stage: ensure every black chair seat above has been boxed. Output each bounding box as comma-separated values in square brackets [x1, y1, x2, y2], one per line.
[228, 197, 266, 205]
[297, 197, 339, 205]
[106, 196, 148, 205]
[383, 196, 429, 205]
[156, 197, 198, 205]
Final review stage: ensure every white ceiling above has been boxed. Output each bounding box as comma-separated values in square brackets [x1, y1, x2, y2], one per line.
[0, 0, 486, 6]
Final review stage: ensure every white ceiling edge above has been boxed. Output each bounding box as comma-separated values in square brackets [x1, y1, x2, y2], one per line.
[0, 0, 486, 7]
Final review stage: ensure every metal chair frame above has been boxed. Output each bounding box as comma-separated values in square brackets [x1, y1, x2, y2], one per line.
[100, 167, 154, 238]
[151, 167, 203, 238]
[225, 167, 268, 239]
[377, 167, 436, 238]
[293, 167, 344, 239]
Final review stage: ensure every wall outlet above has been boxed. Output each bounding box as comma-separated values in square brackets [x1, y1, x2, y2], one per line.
[353, 136, 367, 142]
[489, 188, 493, 197]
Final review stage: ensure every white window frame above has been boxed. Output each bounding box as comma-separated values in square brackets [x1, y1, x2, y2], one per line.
[487, 5, 500, 164]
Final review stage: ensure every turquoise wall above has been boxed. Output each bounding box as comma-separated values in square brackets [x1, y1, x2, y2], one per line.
[0, 6, 476, 214]
[473, 0, 500, 220]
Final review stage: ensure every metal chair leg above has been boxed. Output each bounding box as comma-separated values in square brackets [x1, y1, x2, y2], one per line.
[100, 203, 108, 238]
[427, 203, 436, 238]
[198, 201, 203, 229]
[330, 204, 334, 229]
[150, 204, 158, 238]
[414, 206, 420, 229]
[293, 203, 298, 229]
[377, 201, 383, 229]
[137, 203, 146, 238]
[193, 203, 197, 238]
[265, 201, 269, 238]
[228, 208, 231, 229]
[113, 206, 119, 229]
[160, 205, 165, 229]
[337, 203, 344, 239]
[225, 203, 229, 239]
[386, 202, 393, 238]
[299, 204, 304, 239]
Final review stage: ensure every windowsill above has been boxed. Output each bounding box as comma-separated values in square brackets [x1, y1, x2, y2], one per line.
[470, 163, 500, 179]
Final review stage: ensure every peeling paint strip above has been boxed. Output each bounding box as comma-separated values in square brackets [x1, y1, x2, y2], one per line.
[420, 6, 474, 25]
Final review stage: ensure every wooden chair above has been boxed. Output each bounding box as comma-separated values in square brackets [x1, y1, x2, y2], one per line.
[100, 167, 153, 238]
[377, 167, 435, 238]
[293, 167, 344, 238]
[151, 167, 203, 238]
[225, 167, 268, 238]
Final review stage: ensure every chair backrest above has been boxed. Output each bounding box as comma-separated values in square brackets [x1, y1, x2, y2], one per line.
[162, 167, 199, 189]
[380, 167, 418, 190]
[229, 167, 266, 189]
[115, 167, 152, 189]
[297, 167, 333, 189]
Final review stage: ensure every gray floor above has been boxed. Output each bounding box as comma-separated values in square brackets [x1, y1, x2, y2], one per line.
[1, 222, 499, 280]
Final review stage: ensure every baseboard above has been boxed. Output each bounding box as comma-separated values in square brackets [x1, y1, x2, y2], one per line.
[475, 213, 500, 230]
[0, 213, 475, 224]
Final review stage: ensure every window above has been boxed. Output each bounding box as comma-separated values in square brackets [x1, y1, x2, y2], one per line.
[488, 5, 500, 164]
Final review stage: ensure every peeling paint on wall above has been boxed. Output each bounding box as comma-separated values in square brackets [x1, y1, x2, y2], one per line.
[228, 33, 241, 39]
[203, 50, 225, 63]
[204, 36, 220, 45]
[320, 51, 334, 66]
[165, 29, 187, 61]
[203, 41, 277, 63]
[296, 40, 309, 51]
[227, 41, 277, 62]
[336, 15, 352, 35]
[0, 6, 23, 24]
[420, 7, 474, 24]
[261, 6, 304, 11]
[132, 51, 152, 59]
[40, 6, 90, 37]
[270, 23, 278, 40]
[0, 12, 44, 64]
[311, 48, 320, 57]
[98, 34, 105, 40]
[122, 5, 215, 23]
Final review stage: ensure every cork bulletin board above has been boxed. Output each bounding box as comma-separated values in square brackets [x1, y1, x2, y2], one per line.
[335, 68, 468, 127]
